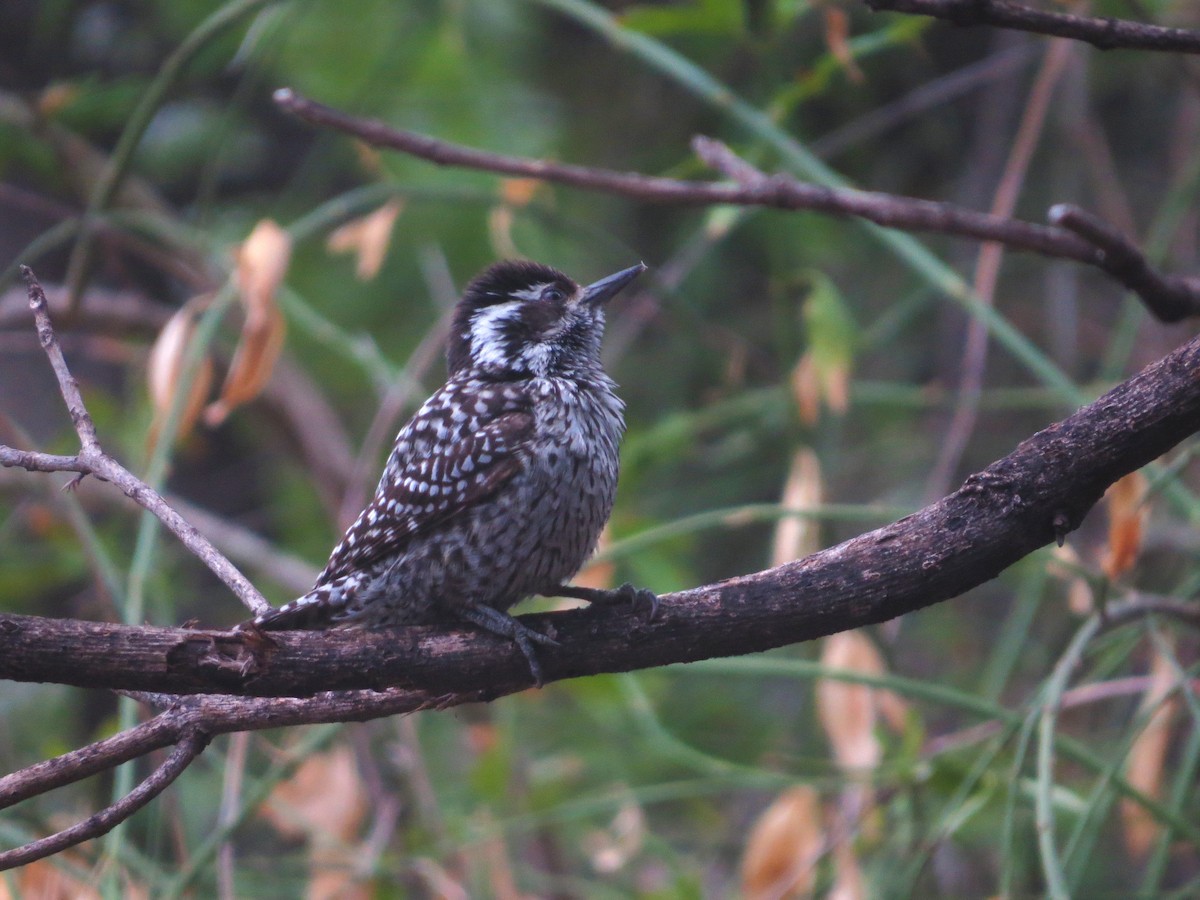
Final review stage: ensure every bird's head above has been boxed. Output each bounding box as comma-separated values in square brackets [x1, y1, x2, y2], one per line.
[447, 260, 645, 377]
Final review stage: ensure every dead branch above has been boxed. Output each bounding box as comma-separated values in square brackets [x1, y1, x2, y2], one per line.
[0, 732, 208, 870]
[693, 138, 1200, 323]
[0, 268, 270, 615]
[0, 688, 459, 869]
[273, 88, 1200, 320]
[864, 0, 1200, 55]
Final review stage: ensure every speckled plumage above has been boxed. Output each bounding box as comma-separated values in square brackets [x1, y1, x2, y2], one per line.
[254, 260, 650, 683]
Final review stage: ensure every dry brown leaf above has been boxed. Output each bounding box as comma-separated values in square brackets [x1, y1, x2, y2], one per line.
[499, 177, 542, 207]
[1102, 470, 1149, 581]
[818, 632, 884, 773]
[237, 218, 292, 316]
[5, 858, 100, 900]
[1047, 542, 1094, 615]
[261, 746, 371, 899]
[583, 802, 646, 874]
[828, 830, 865, 900]
[741, 785, 824, 899]
[1121, 641, 1180, 859]
[823, 8, 865, 84]
[261, 745, 367, 843]
[326, 198, 404, 281]
[488, 205, 520, 259]
[0, 848, 147, 900]
[772, 448, 823, 567]
[205, 219, 293, 426]
[205, 303, 286, 427]
[146, 297, 215, 450]
[38, 82, 80, 117]
[790, 353, 822, 427]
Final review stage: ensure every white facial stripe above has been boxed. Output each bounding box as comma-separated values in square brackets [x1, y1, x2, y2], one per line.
[470, 301, 521, 368]
[510, 282, 557, 301]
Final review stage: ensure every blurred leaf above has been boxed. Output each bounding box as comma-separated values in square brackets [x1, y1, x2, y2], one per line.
[822, 7, 864, 85]
[260, 745, 371, 899]
[771, 447, 823, 565]
[791, 271, 857, 424]
[741, 785, 823, 899]
[621, 0, 746, 36]
[146, 295, 216, 450]
[818, 631, 885, 773]
[1102, 470, 1149, 581]
[583, 802, 646, 874]
[1120, 642, 1179, 859]
[205, 219, 292, 425]
[326, 198, 404, 281]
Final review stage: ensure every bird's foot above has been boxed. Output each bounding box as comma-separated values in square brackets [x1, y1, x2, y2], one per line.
[551, 582, 659, 621]
[456, 603, 557, 687]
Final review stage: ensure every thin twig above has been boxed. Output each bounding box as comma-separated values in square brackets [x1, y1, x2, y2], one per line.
[0, 730, 208, 870]
[864, 0, 1200, 55]
[3, 267, 271, 615]
[273, 88, 1200, 319]
[0, 689, 455, 870]
[1049, 204, 1200, 322]
[929, 37, 1074, 497]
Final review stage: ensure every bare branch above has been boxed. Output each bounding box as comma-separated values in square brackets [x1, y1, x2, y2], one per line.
[0, 688, 458, 870]
[3, 592, 1196, 869]
[864, 0, 1200, 54]
[273, 89, 1200, 320]
[22, 268, 100, 454]
[6, 317, 1200, 698]
[0, 730, 208, 870]
[1049, 204, 1200, 322]
[2, 268, 271, 616]
[694, 137, 1200, 321]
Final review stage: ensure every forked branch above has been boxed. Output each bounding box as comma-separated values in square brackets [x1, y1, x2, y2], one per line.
[864, 0, 1200, 54]
[274, 89, 1200, 321]
[1, 268, 270, 616]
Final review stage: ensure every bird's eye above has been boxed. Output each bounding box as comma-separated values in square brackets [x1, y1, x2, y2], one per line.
[542, 287, 565, 303]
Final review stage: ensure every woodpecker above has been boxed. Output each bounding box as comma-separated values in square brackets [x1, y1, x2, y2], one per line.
[253, 260, 655, 684]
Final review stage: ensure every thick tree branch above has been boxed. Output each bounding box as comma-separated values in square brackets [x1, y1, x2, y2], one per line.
[6, 321, 1200, 698]
[273, 89, 1200, 320]
[864, 0, 1200, 54]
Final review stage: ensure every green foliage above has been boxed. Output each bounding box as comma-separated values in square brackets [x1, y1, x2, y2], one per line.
[2, 0, 1200, 896]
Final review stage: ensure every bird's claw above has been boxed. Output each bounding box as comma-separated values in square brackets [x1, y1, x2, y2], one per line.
[613, 582, 660, 620]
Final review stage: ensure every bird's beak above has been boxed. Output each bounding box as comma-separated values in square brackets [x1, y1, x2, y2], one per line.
[580, 263, 646, 306]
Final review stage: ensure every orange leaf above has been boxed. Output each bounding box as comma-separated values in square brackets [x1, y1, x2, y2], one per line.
[1102, 471, 1149, 580]
[261, 746, 371, 899]
[790, 353, 822, 427]
[236, 218, 292, 317]
[488, 204, 519, 259]
[772, 448, 823, 566]
[1121, 642, 1180, 858]
[741, 786, 824, 899]
[326, 198, 404, 281]
[261, 745, 367, 843]
[823, 8, 865, 84]
[205, 303, 286, 426]
[818, 632, 885, 772]
[499, 177, 542, 207]
[145, 297, 215, 449]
